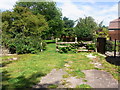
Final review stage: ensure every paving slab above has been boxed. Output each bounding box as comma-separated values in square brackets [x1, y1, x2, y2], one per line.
[82, 69, 118, 88]
[33, 69, 67, 88]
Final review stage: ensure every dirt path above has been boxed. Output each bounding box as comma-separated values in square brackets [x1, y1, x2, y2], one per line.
[33, 54, 118, 89]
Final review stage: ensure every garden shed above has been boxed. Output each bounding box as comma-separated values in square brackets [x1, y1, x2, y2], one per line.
[108, 18, 120, 40]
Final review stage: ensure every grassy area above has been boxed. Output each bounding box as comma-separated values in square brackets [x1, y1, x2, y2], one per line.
[2, 44, 67, 89]
[64, 52, 95, 78]
[1, 42, 119, 89]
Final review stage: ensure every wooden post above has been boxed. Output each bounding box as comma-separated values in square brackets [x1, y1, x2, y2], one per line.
[114, 39, 116, 57]
[56, 38, 58, 43]
[56, 38, 58, 51]
[75, 37, 77, 42]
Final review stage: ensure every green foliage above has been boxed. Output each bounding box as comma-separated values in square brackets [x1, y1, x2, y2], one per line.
[62, 74, 70, 78]
[72, 69, 85, 78]
[95, 21, 109, 40]
[7, 36, 46, 54]
[2, 6, 48, 54]
[62, 17, 75, 38]
[63, 17, 74, 28]
[15, 1, 63, 38]
[58, 44, 77, 53]
[105, 40, 113, 52]
[76, 84, 92, 88]
[86, 43, 96, 51]
[82, 79, 88, 82]
[74, 16, 97, 40]
[48, 84, 58, 88]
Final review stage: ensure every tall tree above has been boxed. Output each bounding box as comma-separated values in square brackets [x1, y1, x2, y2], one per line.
[2, 6, 48, 54]
[74, 16, 97, 40]
[62, 17, 74, 37]
[15, 1, 63, 39]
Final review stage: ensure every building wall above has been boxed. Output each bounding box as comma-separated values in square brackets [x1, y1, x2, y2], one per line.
[109, 30, 120, 40]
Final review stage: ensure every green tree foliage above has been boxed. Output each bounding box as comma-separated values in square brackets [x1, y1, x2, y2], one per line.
[15, 1, 63, 38]
[2, 6, 48, 54]
[62, 17, 75, 37]
[95, 21, 109, 39]
[74, 16, 97, 40]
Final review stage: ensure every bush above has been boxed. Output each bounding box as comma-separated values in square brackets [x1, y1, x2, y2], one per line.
[106, 40, 113, 52]
[3, 36, 46, 54]
[58, 46, 77, 53]
[86, 43, 96, 51]
[2, 7, 48, 54]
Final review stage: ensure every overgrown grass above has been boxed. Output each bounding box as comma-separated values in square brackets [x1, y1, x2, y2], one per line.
[64, 52, 95, 78]
[2, 44, 67, 89]
[2, 42, 119, 89]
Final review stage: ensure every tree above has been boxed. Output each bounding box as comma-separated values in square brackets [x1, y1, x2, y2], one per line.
[74, 16, 97, 40]
[2, 6, 48, 54]
[63, 17, 74, 28]
[15, 1, 63, 39]
[95, 21, 109, 39]
[62, 17, 75, 37]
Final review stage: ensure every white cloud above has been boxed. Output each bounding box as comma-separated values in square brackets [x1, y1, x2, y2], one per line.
[55, 0, 119, 3]
[60, 2, 84, 21]
[0, 0, 118, 26]
[0, 0, 18, 10]
[59, 1, 118, 26]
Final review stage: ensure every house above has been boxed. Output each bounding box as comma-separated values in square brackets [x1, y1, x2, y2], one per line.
[108, 18, 120, 41]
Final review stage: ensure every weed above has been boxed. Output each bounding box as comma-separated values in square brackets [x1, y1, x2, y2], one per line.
[76, 84, 92, 88]
[62, 74, 70, 78]
[48, 84, 58, 88]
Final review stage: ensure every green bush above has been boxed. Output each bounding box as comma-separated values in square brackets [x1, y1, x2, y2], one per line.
[105, 41, 113, 52]
[86, 43, 96, 51]
[58, 46, 76, 53]
[3, 36, 46, 54]
[2, 7, 48, 54]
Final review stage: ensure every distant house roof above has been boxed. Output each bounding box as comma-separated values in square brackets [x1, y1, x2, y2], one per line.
[108, 18, 120, 30]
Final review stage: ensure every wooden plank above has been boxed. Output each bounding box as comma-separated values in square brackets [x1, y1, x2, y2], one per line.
[77, 50, 88, 52]
[56, 42, 78, 44]
[56, 45, 70, 48]
[56, 42, 95, 45]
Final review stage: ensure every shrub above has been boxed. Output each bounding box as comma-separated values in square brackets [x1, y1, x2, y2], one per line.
[58, 46, 77, 53]
[105, 40, 113, 52]
[86, 43, 96, 51]
[2, 7, 48, 54]
[3, 36, 46, 54]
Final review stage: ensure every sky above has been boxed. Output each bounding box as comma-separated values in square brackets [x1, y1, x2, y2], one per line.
[0, 0, 119, 26]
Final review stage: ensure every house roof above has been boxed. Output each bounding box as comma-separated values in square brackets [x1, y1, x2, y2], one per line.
[108, 18, 120, 30]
